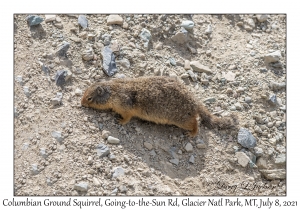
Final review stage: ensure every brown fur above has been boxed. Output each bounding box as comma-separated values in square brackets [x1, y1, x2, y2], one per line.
[81, 76, 238, 137]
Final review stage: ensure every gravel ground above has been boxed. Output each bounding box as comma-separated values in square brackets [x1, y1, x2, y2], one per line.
[14, 14, 286, 196]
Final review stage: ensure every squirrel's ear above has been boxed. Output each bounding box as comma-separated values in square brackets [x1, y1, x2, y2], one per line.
[96, 86, 103, 95]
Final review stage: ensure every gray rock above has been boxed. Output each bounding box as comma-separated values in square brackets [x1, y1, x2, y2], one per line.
[26, 15, 44, 26]
[112, 167, 124, 178]
[204, 97, 216, 103]
[96, 143, 110, 158]
[260, 68, 268, 73]
[245, 97, 252, 103]
[189, 155, 195, 164]
[78, 15, 88, 29]
[237, 127, 257, 148]
[235, 152, 250, 167]
[31, 164, 39, 175]
[259, 169, 286, 180]
[169, 147, 179, 159]
[54, 70, 67, 86]
[82, 48, 94, 61]
[56, 41, 70, 57]
[269, 94, 277, 106]
[40, 148, 48, 158]
[171, 28, 188, 44]
[275, 154, 286, 165]
[51, 131, 63, 143]
[102, 34, 111, 46]
[187, 70, 197, 81]
[111, 188, 118, 195]
[139, 28, 151, 48]
[101, 46, 118, 76]
[23, 86, 30, 97]
[169, 57, 176, 66]
[46, 177, 53, 186]
[170, 158, 179, 165]
[107, 136, 120, 144]
[256, 14, 268, 22]
[22, 143, 29, 150]
[109, 154, 116, 161]
[264, 50, 282, 64]
[50, 92, 63, 105]
[41, 64, 50, 75]
[190, 61, 212, 74]
[185, 143, 193, 152]
[269, 81, 286, 91]
[74, 182, 89, 192]
[150, 150, 156, 157]
[180, 20, 194, 30]
[254, 147, 264, 157]
[15, 75, 23, 84]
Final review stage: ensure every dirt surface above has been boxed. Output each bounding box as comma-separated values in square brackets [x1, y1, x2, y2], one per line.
[14, 14, 286, 196]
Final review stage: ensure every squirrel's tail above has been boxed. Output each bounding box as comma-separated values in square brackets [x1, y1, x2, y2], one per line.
[198, 104, 238, 129]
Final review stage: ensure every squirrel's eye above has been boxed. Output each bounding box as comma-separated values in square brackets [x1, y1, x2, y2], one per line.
[87, 97, 92, 101]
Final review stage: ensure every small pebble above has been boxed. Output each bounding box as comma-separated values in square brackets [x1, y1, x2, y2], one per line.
[31, 164, 39, 175]
[88, 156, 93, 164]
[189, 155, 195, 164]
[238, 127, 257, 148]
[23, 86, 30, 97]
[187, 70, 197, 82]
[107, 15, 123, 25]
[102, 130, 111, 139]
[26, 15, 44, 26]
[180, 20, 194, 30]
[245, 97, 252, 103]
[51, 131, 63, 143]
[96, 144, 110, 158]
[56, 41, 70, 57]
[75, 88, 82, 96]
[74, 182, 89, 192]
[112, 167, 125, 178]
[40, 148, 48, 158]
[169, 158, 179, 166]
[235, 152, 250, 167]
[144, 142, 153, 150]
[169, 57, 176, 66]
[205, 24, 213, 34]
[185, 143, 193, 152]
[78, 15, 88, 29]
[107, 136, 120, 144]
[264, 50, 282, 64]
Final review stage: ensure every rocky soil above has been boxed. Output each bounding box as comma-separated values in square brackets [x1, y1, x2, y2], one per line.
[14, 14, 286, 196]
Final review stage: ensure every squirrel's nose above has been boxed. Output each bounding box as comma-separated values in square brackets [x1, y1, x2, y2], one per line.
[81, 97, 86, 107]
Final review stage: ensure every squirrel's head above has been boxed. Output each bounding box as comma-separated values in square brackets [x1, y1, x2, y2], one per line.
[81, 83, 111, 107]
